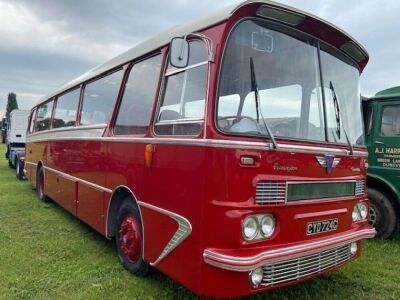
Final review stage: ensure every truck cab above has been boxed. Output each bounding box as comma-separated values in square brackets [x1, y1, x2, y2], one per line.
[5, 109, 30, 172]
[363, 86, 400, 238]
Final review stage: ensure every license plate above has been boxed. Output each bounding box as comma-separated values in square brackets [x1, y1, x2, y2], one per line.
[307, 218, 338, 235]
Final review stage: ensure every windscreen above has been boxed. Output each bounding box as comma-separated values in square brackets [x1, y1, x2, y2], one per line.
[217, 19, 364, 146]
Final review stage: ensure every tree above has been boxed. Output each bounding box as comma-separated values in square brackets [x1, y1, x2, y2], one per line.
[6, 92, 18, 119]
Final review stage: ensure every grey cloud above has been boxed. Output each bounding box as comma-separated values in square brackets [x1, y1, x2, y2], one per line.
[1, 0, 399, 116]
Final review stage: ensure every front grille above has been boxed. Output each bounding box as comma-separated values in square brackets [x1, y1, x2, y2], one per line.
[355, 180, 365, 196]
[256, 181, 286, 204]
[261, 244, 353, 287]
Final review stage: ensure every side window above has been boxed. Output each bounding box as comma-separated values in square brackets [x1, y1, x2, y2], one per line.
[155, 40, 208, 135]
[380, 105, 400, 136]
[114, 55, 162, 135]
[53, 88, 80, 128]
[80, 69, 123, 125]
[28, 109, 36, 134]
[35, 100, 54, 132]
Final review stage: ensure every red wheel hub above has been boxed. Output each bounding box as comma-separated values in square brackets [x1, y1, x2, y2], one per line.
[119, 215, 141, 263]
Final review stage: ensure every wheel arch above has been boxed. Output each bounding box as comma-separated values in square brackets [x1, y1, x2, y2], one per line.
[106, 185, 144, 239]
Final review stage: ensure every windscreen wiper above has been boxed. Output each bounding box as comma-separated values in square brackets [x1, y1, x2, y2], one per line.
[329, 81, 354, 155]
[250, 57, 278, 150]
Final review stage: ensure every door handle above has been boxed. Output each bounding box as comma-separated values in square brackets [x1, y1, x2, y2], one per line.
[375, 141, 384, 145]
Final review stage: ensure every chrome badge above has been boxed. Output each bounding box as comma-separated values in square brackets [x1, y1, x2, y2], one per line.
[316, 155, 340, 173]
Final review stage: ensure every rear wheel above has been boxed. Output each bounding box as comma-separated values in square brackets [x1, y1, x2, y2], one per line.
[368, 188, 397, 239]
[16, 158, 25, 180]
[36, 167, 50, 203]
[115, 199, 149, 276]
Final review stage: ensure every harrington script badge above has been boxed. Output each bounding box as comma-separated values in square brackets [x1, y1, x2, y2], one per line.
[316, 155, 341, 174]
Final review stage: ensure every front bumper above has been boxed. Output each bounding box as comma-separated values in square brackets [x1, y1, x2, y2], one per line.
[203, 227, 376, 272]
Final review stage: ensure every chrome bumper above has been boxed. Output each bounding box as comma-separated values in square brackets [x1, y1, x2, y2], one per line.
[203, 227, 376, 272]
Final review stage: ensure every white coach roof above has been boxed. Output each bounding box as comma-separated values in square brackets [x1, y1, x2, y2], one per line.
[35, 0, 368, 105]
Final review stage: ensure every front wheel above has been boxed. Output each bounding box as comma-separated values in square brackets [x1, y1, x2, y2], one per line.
[368, 188, 398, 239]
[115, 199, 149, 276]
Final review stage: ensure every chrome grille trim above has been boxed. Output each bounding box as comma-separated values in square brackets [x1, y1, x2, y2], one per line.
[355, 180, 365, 196]
[256, 181, 286, 204]
[261, 244, 353, 287]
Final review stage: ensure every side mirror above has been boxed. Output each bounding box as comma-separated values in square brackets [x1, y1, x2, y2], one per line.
[170, 37, 189, 68]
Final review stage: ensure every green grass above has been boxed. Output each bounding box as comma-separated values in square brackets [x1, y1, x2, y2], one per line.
[0, 143, 399, 300]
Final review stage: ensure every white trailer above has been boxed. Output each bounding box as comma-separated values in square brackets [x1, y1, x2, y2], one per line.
[5, 109, 30, 175]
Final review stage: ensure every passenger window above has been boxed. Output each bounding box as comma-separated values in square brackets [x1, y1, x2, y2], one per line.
[80, 69, 123, 125]
[114, 55, 162, 135]
[53, 88, 80, 128]
[28, 109, 36, 133]
[380, 106, 400, 136]
[35, 100, 54, 132]
[155, 40, 208, 135]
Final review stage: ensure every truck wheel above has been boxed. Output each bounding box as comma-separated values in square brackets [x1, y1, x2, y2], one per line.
[36, 167, 50, 203]
[115, 199, 149, 276]
[16, 158, 25, 180]
[367, 188, 397, 239]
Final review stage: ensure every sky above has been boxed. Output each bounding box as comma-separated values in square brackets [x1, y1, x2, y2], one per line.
[0, 0, 399, 118]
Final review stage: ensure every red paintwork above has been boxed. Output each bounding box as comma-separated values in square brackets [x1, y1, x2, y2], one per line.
[24, 2, 375, 298]
[119, 215, 141, 263]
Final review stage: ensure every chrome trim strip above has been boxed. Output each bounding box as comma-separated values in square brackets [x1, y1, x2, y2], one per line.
[28, 123, 107, 137]
[24, 161, 38, 167]
[138, 201, 192, 266]
[203, 228, 376, 272]
[25, 135, 368, 157]
[26, 124, 107, 143]
[165, 61, 208, 76]
[43, 166, 112, 193]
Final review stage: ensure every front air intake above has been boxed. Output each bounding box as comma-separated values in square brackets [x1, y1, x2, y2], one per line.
[256, 181, 286, 204]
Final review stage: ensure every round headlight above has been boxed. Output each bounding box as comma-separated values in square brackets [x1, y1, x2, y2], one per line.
[260, 214, 275, 238]
[350, 242, 358, 255]
[358, 202, 368, 220]
[249, 267, 263, 288]
[352, 206, 360, 222]
[242, 217, 258, 240]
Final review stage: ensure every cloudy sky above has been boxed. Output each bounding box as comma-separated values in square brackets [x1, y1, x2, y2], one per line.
[0, 0, 399, 117]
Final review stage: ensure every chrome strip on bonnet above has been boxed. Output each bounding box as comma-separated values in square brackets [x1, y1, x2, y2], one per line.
[138, 201, 192, 266]
[25, 133, 368, 157]
[203, 228, 376, 272]
[43, 165, 112, 193]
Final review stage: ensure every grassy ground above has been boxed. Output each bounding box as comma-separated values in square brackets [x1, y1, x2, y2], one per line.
[0, 143, 399, 300]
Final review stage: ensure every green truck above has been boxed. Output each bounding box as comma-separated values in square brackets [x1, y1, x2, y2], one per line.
[363, 86, 400, 238]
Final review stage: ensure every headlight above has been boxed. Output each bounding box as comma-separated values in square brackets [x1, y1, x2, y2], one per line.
[242, 216, 259, 240]
[249, 267, 263, 288]
[352, 202, 368, 222]
[242, 214, 276, 241]
[260, 214, 275, 238]
[358, 202, 368, 219]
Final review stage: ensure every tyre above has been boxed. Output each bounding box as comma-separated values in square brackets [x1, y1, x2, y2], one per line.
[115, 199, 149, 276]
[16, 158, 25, 180]
[368, 188, 397, 239]
[36, 167, 51, 203]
